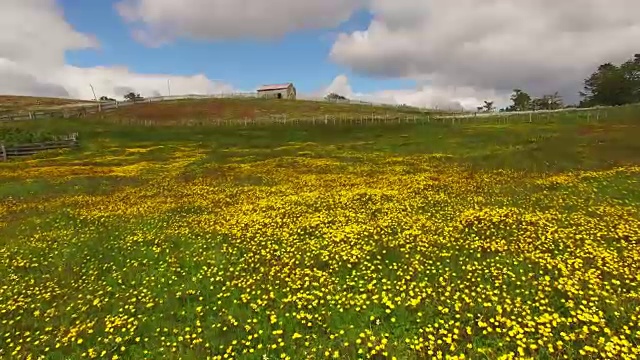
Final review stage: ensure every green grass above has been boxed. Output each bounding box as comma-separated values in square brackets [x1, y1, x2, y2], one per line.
[0, 127, 61, 146]
[1, 105, 640, 359]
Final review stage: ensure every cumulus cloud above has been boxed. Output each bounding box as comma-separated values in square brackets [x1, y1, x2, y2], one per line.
[330, 0, 640, 103]
[0, 59, 70, 98]
[0, 0, 236, 100]
[45, 66, 235, 100]
[113, 0, 640, 106]
[5, 0, 637, 108]
[321, 75, 508, 111]
[115, 0, 364, 42]
[324, 74, 354, 97]
[0, 0, 98, 70]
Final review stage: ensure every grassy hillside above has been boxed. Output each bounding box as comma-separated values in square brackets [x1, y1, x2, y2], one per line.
[0, 95, 93, 114]
[1, 108, 639, 359]
[98, 97, 435, 125]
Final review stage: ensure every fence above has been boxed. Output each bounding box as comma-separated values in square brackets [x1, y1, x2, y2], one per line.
[0, 133, 79, 161]
[99, 109, 615, 128]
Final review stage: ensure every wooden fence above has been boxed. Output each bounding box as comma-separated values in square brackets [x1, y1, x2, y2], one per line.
[0, 133, 79, 161]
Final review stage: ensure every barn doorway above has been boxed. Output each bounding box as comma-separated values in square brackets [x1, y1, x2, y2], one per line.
[277, 93, 282, 99]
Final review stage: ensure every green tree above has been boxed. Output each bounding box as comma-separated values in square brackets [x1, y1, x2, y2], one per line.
[124, 92, 144, 102]
[580, 54, 640, 107]
[542, 92, 563, 110]
[529, 92, 563, 111]
[482, 101, 495, 112]
[325, 93, 348, 101]
[506, 89, 532, 111]
[621, 54, 640, 102]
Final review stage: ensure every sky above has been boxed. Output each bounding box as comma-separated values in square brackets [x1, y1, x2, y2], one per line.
[1, 0, 639, 110]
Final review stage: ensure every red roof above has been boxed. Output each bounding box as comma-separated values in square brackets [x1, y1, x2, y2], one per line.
[257, 83, 292, 91]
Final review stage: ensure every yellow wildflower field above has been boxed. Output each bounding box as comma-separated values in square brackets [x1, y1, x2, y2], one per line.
[1, 120, 640, 360]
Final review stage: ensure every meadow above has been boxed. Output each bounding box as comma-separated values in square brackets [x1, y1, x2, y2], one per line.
[1, 103, 640, 359]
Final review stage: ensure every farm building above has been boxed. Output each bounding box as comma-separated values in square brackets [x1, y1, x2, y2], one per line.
[257, 83, 297, 100]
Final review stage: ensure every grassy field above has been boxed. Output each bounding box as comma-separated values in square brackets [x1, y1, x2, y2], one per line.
[1, 105, 640, 359]
[97, 97, 432, 125]
[0, 96, 93, 115]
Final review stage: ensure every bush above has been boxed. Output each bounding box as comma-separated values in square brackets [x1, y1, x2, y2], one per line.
[0, 127, 58, 146]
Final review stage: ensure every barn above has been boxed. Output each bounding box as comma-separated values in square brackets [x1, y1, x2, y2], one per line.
[257, 83, 297, 100]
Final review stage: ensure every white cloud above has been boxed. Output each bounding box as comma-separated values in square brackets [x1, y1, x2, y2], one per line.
[325, 74, 354, 97]
[113, 0, 640, 105]
[0, 59, 70, 98]
[46, 66, 236, 100]
[330, 0, 640, 103]
[0, 0, 97, 71]
[0, 0, 237, 101]
[321, 74, 509, 111]
[115, 0, 364, 42]
[5, 0, 637, 109]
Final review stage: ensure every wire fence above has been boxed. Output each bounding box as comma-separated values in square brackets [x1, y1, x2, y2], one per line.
[99, 109, 613, 128]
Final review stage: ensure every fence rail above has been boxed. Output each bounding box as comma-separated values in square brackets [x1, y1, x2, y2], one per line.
[0, 133, 79, 161]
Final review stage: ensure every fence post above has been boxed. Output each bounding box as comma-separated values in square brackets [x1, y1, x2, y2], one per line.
[1, 144, 6, 161]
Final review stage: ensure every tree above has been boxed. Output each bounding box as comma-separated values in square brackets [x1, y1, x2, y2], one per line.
[621, 53, 640, 102]
[325, 92, 348, 101]
[124, 92, 144, 102]
[541, 92, 563, 110]
[99, 96, 116, 101]
[580, 54, 640, 107]
[482, 101, 495, 112]
[506, 89, 532, 112]
[528, 92, 563, 111]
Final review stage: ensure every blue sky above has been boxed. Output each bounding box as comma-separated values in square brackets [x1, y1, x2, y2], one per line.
[59, 0, 414, 94]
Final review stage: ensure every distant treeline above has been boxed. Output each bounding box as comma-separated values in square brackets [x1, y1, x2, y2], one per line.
[499, 53, 640, 112]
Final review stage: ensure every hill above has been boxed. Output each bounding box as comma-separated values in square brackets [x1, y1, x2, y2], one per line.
[0, 95, 94, 114]
[97, 97, 437, 125]
[1, 95, 446, 124]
